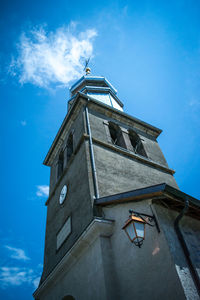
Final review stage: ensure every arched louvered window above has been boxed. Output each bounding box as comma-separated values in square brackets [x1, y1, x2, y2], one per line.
[128, 130, 147, 157]
[108, 122, 126, 148]
[57, 151, 64, 179]
[67, 133, 74, 162]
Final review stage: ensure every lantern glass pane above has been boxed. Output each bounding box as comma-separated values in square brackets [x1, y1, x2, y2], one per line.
[134, 221, 145, 238]
[126, 222, 136, 240]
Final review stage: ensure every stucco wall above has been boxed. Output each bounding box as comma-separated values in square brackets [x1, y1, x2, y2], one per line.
[87, 109, 178, 198]
[37, 199, 199, 300]
[39, 236, 108, 300]
[49, 107, 86, 192]
[88, 109, 169, 167]
[42, 142, 93, 282]
[102, 200, 187, 300]
[153, 204, 200, 299]
[94, 144, 178, 197]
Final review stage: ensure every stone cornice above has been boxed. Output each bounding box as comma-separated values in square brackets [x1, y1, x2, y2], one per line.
[45, 133, 175, 206]
[91, 136, 175, 175]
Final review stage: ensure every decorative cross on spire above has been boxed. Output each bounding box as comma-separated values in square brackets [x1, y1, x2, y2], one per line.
[84, 58, 91, 75]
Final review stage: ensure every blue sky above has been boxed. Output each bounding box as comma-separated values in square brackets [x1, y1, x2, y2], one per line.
[1, 0, 200, 299]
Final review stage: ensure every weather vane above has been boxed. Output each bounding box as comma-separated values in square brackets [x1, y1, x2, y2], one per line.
[84, 58, 91, 75]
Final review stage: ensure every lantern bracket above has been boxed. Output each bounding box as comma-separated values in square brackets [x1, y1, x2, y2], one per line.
[129, 210, 160, 233]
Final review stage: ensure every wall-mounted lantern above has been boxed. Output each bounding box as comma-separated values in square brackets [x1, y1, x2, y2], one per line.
[122, 209, 160, 248]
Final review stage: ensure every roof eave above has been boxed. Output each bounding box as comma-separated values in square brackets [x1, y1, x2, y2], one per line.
[80, 86, 124, 107]
[94, 183, 200, 209]
[70, 76, 118, 94]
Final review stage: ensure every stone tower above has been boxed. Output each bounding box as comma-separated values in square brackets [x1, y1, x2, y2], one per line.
[33, 72, 200, 300]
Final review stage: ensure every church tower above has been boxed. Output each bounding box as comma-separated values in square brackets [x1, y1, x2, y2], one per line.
[34, 69, 200, 300]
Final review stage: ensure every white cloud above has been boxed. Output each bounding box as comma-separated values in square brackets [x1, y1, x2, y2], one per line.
[5, 246, 30, 261]
[36, 185, 49, 197]
[1, 247, 43, 289]
[10, 24, 97, 89]
[32, 276, 40, 289]
[0, 267, 38, 288]
[20, 120, 27, 126]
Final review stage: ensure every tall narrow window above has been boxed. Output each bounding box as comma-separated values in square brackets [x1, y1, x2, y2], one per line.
[128, 130, 147, 157]
[67, 133, 73, 161]
[57, 151, 64, 179]
[108, 122, 126, 148]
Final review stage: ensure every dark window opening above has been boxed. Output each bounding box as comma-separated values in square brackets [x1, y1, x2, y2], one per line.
[62, 296, 75, 300]
[57, 151, 64, 179]
[108, 122, 126, 148]
[128, 130, 147, 157]
[67, 133, 74, 161]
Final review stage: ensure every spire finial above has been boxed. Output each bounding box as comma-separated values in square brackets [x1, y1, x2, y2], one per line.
[84, 58, 91, 75]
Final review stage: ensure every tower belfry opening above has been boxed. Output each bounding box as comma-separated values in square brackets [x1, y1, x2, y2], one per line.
[66, 133, 73, 162]
[57, 151, 64, 179]
[34, 69, 200, 300]
[108, 122, 126, 148]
